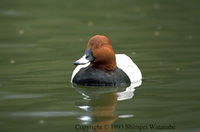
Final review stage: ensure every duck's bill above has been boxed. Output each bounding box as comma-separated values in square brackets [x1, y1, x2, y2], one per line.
[74, 54, 89, 65]
[74, 49, 94, 65]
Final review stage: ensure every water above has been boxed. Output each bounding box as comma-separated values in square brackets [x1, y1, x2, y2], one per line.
[0, 0, 200, 132]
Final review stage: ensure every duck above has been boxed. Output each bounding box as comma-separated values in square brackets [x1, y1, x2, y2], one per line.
[71, 35, 142, 86]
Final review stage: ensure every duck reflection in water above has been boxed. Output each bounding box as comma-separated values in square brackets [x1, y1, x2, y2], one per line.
[74, 80, 141, 131]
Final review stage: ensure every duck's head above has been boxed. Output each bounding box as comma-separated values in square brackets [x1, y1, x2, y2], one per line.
[74, 35, 117, 71]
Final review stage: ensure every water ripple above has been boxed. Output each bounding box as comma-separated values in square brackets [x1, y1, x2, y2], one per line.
[0, 92, 50, 101]
[11, 111, 83, 117]
[0, 10, 27, 16]
[0, 43, 38, 48]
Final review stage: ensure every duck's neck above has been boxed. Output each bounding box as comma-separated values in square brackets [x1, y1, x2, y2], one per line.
[90, 61, 117, 71]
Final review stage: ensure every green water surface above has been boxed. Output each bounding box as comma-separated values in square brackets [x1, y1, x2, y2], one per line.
[0, 0, 200, 132]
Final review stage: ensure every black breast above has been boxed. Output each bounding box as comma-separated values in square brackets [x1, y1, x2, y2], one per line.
[72, 66, 130, 86]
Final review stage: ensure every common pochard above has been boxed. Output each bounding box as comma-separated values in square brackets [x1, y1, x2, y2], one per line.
[71, 35, 142, 86]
